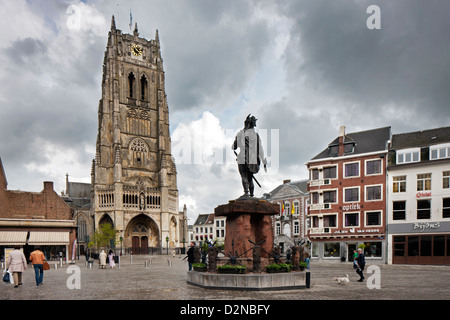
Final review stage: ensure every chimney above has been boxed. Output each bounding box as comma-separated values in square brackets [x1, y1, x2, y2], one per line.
[338, 126, 346, 156]
[283, 179, 291, 184]
[43, 181, 54, 192]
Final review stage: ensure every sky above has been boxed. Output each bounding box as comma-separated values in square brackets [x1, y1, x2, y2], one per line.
[1, 0, 450, 222]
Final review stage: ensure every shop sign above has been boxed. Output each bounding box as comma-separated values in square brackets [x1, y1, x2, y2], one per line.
[413, 222, 440, 232]
[333, 228, 380, 234]
[342, 203, 361, 211]
[416, 191, 431, 198]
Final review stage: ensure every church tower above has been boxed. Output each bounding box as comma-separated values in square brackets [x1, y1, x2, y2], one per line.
[92, 16, 183, 252]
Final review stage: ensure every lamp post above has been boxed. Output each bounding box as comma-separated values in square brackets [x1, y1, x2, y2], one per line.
[166, 236, 169, 255]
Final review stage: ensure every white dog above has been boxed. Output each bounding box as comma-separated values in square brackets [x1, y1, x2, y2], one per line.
[334, 274, 350, 285]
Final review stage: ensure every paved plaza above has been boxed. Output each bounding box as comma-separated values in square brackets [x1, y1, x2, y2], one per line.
[2, 254, 450, 301]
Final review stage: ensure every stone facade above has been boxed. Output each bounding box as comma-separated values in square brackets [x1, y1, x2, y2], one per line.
[91, 17, 185, 252]
[265, 179, 309, 251]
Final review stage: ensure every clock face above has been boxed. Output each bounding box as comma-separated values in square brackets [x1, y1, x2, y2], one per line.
[131, 44, 143, 56]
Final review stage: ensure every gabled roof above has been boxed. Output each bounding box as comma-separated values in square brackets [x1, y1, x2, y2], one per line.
[390, 126, 450, 150]
[0, 157, 7, 189]
[267, 179, 308, 200]
[311, 126, 391, 160]
[194, 213, 214, 225]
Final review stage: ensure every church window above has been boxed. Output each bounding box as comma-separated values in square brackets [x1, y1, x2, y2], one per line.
[140, 75, 148, 101]
[128, 72, 136, 98]
[130, 138, 148, 168]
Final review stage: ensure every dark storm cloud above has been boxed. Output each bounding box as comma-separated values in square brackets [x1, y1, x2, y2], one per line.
[155, 0, 272, 111]
[278, 0, 450, 130]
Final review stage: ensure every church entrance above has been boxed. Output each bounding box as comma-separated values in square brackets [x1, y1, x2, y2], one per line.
[125, 214, 159, 254]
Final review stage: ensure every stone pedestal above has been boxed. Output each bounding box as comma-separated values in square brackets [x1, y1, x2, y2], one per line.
[214, 198, 279, 265]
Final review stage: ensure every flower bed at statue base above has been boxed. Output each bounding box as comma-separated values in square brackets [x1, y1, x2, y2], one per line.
[217, 264, 247, 274]
[192, 263, 207, 272]
[265, 263, 292, 273]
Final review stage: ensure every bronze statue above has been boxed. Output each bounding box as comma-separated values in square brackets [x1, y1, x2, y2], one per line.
[232, 114, 267, 198]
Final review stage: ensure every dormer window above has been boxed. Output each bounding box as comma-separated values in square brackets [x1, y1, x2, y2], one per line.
[430, 143, 450, 160]
[397, 148, 420, 164]
[344, 142, 355, 154]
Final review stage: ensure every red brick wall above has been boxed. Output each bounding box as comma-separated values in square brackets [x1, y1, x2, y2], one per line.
[0, 181, 73, 220]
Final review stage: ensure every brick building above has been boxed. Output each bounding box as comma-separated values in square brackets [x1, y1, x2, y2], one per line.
[0, 158, 76, 261]
[306, 126, 390, 262]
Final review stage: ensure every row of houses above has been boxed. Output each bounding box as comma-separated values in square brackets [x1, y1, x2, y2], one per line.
[190, 125, 450, 265]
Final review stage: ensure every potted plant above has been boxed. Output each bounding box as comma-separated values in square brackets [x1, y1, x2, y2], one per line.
[299, 261, 308, 271]
[217, 264, 247, 274]
[266, 262, 293, 273]
[265, 263, 281, 273]
[278, 263, 292, 273]
[192, 262, 207, 272]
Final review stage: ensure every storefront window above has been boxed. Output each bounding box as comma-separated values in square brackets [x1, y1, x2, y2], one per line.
[420, 236, 432, 256]
[363, 242, 382, 257]
[434, 236, 445, 256]
[311, 242, 319, 258]
[324, 242, 340, 257]
[408, 236, 419, 256]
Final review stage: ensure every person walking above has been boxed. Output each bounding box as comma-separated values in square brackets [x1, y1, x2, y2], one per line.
[355, 247, 366, 282]
[99, 250, 107, 269]
[29, 246, 47, 286]
[186, 242, 196, 271]
[7, 245, 27, 288]
[108, 250, 116, 269]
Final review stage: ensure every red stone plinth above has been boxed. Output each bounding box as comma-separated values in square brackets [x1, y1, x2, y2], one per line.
[214, 199, 279, 261]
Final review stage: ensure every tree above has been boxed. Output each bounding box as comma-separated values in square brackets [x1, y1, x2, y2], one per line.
[93, 223, 118, 250]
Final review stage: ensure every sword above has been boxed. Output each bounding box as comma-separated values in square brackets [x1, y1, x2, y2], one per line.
[234, 150, 262, 188]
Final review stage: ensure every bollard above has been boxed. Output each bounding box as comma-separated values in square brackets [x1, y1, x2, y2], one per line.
[306, 271, 311, 289]
[130, 254, 133, 265]
[55, 263, 58, 270]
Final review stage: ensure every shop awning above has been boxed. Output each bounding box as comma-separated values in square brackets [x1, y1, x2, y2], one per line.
[0, 231, 28, 245]
[28, 232, 70, 245]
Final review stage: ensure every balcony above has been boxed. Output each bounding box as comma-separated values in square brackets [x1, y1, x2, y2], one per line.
[309, 179, 331, 187]
[309, 203, 332, 211]
[309, 227, 331, 234]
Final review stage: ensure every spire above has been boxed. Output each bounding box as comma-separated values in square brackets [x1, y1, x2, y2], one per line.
[155, 29, 160, 45]
[111, 15, 116, 30]
[133, 22, 139, 37]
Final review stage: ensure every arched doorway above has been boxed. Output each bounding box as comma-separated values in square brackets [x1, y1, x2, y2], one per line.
[125, 214, 159, 254]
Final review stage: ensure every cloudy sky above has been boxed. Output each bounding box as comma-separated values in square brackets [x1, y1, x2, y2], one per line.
[1, 0, 450, 222]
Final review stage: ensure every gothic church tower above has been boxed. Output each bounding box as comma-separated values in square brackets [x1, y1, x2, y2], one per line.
[92, 16, 182, 251]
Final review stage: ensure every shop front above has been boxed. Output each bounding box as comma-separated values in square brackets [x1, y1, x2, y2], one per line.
[389, 221, 450, 265]
[310, 235, 386, 263]
[0, 230, 73, 262]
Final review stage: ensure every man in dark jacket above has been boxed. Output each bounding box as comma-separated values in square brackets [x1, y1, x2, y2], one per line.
[355, 248, 366, 282]
[186, 242, 196, 271]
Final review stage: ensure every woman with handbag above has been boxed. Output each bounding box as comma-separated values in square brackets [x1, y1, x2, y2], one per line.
[6, 245, 27, 288]
[29, 246, 47, 286]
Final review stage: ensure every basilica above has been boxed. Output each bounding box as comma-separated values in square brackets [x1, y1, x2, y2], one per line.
[66, 17, 187, 255]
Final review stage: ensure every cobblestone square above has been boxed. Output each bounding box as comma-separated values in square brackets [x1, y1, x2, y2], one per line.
[2, 255, 450, 301]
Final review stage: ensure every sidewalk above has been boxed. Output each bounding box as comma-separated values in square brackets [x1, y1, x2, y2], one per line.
[1, 254, 450, 300]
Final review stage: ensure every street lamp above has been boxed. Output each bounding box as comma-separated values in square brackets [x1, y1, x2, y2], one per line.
[166, 236, 169, 255]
